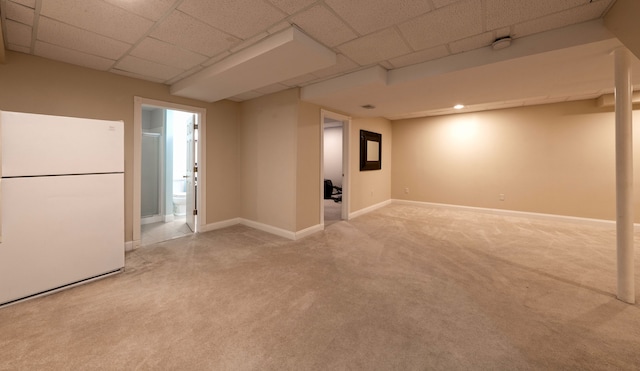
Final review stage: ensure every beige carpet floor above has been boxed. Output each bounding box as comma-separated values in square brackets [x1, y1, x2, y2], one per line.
[1, 204, 640, 370]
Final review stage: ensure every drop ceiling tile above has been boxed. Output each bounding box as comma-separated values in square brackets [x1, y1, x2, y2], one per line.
[325, 0, 432, 35]
[338, 28, 411, 66]
[114, 55, 183, 81]
[34, 41, 115, 70]
[513, 1, 612, 38]
[5, 19, 31, 47]
[150, 11, 239, 57]
[398, 0, 482, 51]
[449, 32, 495, 54]
[267, 0, 316, 15]
[254, 83, 290, 95]
[290, 5, 357, 47]
[40, 0, 153, 43]
[5, 1, 34, 26]
[131, 38, 208, 70]
[485, 0, 588, 30]
[37, 17, 130, 60]
[8, 0, 35, 8]
[311, 54, 359, 78]
[102, 0, 177, 21]
[178, 0, 285, 39]
[388, 45, 449, 68]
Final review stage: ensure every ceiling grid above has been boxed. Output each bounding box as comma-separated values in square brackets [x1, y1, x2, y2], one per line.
[0, 0, 637, 118]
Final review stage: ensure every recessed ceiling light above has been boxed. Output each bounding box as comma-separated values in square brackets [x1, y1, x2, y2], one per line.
[453, 104, 464, 110]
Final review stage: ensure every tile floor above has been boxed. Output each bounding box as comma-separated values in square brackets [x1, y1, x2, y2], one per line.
[140, 216, 192, 246]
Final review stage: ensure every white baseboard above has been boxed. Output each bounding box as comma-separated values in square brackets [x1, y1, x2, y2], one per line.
[392, 199, 640, 229]
[164, 214, 175, 222]
[239, 218, 296, 240]
[200, 218, 321, 240]
[132, 217, 317, 247]
[349, 199, 393, 219]
[200, 218, 242, 233]
[295, 224, 323, 240]
[141, 215, 163, 225]
[124, 241, 136, 252]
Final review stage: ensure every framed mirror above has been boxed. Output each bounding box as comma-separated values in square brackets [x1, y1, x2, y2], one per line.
[360, 130, 382, 171]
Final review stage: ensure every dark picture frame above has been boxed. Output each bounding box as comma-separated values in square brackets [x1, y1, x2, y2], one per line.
[360, 130, 382, 171]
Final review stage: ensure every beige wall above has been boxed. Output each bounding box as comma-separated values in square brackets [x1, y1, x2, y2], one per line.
[349, 117, 392, 213]
[392, 100, 640, 221]
[605, 0, 640, 60]
[0, 51, 241, 242]
[240, 89, 324, 233]
[240, 89, 298, 231]
[205, 99, 242, 224]
[296, 100, 322, 230]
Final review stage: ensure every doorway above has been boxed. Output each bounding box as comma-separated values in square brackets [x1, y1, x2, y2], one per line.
[133, 97, 207, 249]
[321, 110, 350, 226]
[140, 107, 196, 245]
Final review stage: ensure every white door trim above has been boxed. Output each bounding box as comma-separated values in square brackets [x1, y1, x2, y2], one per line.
[320, 109, 351, 227]
[133, 97, 207, 249]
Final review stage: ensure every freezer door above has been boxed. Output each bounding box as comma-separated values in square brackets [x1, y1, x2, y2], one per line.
[0, 111, 124, 177]
[0, 174, 124, 305]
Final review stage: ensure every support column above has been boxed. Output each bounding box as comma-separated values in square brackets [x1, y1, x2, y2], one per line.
[614, 47, 635, 304]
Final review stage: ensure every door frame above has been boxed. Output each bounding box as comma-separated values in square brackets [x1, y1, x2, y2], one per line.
[133, 97, 207, 249]
[320, 109, 351, 225]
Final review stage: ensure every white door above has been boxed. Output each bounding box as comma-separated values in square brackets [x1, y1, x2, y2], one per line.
[185, 115, 196, 232]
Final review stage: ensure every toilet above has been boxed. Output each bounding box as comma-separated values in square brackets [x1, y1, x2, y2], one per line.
[172, 179, 187, 216]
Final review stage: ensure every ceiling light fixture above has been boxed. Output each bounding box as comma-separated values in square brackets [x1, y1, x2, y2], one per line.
[361, 104, 376, 109]
[492, 36, 512, 50]
[453, 104, 464, 110]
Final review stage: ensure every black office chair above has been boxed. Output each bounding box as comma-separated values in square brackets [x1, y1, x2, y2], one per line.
[324, 179, 342, 203]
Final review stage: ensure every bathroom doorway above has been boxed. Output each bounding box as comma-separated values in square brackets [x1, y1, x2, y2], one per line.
[140, 107, 196, 245]
[133, 97, 206, 249]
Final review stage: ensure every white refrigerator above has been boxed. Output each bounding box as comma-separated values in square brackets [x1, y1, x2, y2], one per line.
[0, 111, 125, 306]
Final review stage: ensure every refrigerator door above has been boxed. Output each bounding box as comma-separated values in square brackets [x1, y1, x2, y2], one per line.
[0, 111, 124, 177]
[0, 173, 124, 305]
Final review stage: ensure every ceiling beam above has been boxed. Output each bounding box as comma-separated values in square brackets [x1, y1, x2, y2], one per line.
[604, 0, 640, 61]
[171, 26, 336, 102]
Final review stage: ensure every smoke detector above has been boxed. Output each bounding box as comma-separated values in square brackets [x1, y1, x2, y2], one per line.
[492, 36, 512, 50]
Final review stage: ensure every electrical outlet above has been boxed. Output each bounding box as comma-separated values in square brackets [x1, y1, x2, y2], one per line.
[404, 187, 409, 194]
[499, 193, 505, 201]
